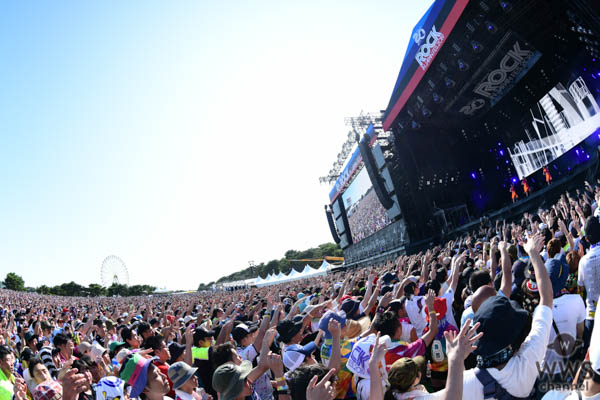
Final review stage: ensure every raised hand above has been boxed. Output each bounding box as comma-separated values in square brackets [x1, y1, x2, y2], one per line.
[306, 368, 337, 400]
[328, 319, 341, 338]
[524, 233, 544, 256]
[378, 291, 392, 308]
[60, 368, 88, 400]
[266, 352, 284, 376]
[425, 289, 436, 310]
[13, 377, 27, 400]
[264, 328, 277, 347]
[367, 333, 387, 371]
[184, 323, 194, 345]
[445, 319, 482, 361]
[557, 219, 568, 234]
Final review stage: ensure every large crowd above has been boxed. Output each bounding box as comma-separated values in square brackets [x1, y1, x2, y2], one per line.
[348, 188, 391, 243]
[2, 180, 600, 400]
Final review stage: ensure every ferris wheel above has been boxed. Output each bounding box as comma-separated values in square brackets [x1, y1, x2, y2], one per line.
[101, 255, 129, 287]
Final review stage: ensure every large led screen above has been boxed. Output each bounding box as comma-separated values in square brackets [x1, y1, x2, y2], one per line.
[342, 164, 391, 243]
[509, 75, 600, 179]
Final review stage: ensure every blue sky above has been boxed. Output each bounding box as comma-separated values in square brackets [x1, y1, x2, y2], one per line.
[0, 1, 433, 290]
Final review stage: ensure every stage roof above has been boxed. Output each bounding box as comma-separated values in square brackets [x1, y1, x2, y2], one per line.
[383, 0, 470, 131]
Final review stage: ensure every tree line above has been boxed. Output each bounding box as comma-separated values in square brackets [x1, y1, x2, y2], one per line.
[2, 272, 156, 297]
[197, 242, 343, 291]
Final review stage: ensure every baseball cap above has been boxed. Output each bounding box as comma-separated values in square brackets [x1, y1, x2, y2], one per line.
[91, 343, 107, 360]
[119, 353, 159, 398]
[78, 342, 93, 355]
[168, 342, 186, 365]
[231, 323, 258, 343]
[282, 342, 317, 371]
[473, 296, 528, 358]
[318, 311, 346, 339]
[277, 320, 303, 344]
[193, 327, 215, 345]
[340, 299, 360, 320]
[109, 341, 126, 354]
[24, 332, 37, 343]
[212, 361, 252, 400]
[168, 361, 198, 390]
[382, 271, 397, 285]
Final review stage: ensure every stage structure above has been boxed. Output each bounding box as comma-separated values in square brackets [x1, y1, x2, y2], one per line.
[324, 0, 600, 265]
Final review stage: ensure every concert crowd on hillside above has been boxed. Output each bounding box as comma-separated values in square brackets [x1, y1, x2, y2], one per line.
[2, 181, 600, 400]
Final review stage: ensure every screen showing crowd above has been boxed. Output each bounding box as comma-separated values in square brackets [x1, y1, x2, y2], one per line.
[342, 163, 391, 243]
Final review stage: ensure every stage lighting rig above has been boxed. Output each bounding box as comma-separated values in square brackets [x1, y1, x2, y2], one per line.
[471, 40, 483, 53]
[344, 110, 383, 135]
[485, 21, 498, 33]
[444, 77, 456, 88]
[499, 1, 512, 12]
[319, 111, 383, 185]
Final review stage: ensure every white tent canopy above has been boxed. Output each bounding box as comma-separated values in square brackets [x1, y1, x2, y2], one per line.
[218, 258, 342, 289]
[252, 264, 328, 287]
[301, 265, 313, 275]
[288, 269, 300, 277]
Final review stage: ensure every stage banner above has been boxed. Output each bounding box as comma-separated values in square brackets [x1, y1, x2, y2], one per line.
[452, 31, 541, 117]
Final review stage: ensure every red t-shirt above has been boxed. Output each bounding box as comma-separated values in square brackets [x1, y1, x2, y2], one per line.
[384, 339, 426, 368]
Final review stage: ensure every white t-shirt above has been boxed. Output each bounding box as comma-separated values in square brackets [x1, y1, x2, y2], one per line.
[440, 288, 457, 329]
[460, 305, 553, 399]
[400, 321, 415, 343]
[237, 344, 258, 362]
[578, 245, 600, 319]
[237, 345, 272, 400]
[405, 296, 427, 337]
[542, 294, 586, 374]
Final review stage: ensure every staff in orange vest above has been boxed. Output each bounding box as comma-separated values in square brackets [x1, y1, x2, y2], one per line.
[543, 166, 552, 185]
[510, 184, 519, 203]
[522, 178, 531, 196]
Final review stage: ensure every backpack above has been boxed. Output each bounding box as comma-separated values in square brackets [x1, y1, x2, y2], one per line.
[474, 368, 528, 400]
